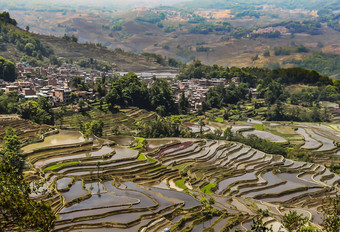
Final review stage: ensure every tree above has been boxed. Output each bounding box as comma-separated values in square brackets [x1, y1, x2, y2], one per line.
[24, 43, 35, 56]
[55, 106, 67, 128]
[78, 100, 85, 112]
[0, 128, 55, 231]
[25, 25, 29, 32]
[322, 195, 339, 232]
[148, 78, 177, 115]
[281, 211, 308, 232]
[224, 127, 233, 140]
[251, 216, 273, 232]
[71, 77, 81, 89]
[18, 98, 54, 125]
[81, 120, 104, 138]
[178, 92, 189, 114]
[0, 56, 16, 82]
[106, 73, 149, 109]
[199, 119, 205, 136]
[111, 125, 119, 135]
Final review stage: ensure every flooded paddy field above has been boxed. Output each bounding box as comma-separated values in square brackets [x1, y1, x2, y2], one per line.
[23, 128, 339, 232]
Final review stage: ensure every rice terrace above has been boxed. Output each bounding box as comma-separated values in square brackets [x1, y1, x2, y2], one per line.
[1, 106, 338, 231]
[1, 0, 340, 231]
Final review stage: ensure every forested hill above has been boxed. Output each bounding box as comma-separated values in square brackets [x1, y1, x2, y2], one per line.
[0, 12, 175, 72]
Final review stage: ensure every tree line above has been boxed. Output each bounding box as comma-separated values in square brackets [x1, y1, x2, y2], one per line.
[105, 73, 181, 116]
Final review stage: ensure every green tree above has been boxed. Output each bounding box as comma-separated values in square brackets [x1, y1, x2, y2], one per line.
[148, 79, 176, 116]
[251, 216, 273, 232]
[0, 56, 16, 82]
[0, 128, 55, 231]
[81, 120, 104, 138]
[322, 195, 339, 232]
[78, 100, 85, 112]
[69, 92, 77, 105]
[281, 211, 308, 232]
[224, 127, 233, 140]
[24, 43, 35, 56]
[18, 98, 54, 125]
[106, 73, 149, 109]
[178, 92, 189, 114]
[55, 106, 67, 128]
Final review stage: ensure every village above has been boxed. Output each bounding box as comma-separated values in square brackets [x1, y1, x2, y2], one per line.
[0, 62, 259, 112]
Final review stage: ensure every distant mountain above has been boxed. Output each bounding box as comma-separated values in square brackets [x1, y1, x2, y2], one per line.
[0, 12, 175, 72]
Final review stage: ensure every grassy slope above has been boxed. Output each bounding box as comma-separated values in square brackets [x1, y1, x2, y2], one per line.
[1, 23, 174, 72]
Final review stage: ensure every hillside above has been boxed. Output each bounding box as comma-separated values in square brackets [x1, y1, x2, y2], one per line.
[0, 17, 175, 72]
[6, 0, 340, 77]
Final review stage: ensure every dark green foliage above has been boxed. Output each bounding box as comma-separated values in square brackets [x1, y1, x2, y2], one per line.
[290, 86, 340, 105]
[78, 58, 112, 72]
[268, 68, 333, 85]
[188, 22, 231, 34]
[263, 51, 270, 57]
[17, 97, 54, 125]
[0, 90, 19, 114]
[296, 45, 309, 53]
[0, 12, 17, 25]
[235, 10, 260, 18]
[178, 92, 189, 114]
[0, 13, 53, 59]
[251, 31, 281, 39]
[231, 27, 252, 39]
[105, 73, 150, 111]
[111, 24, 122, 31]
[251, 216, 273, 231]
[136, 117, 180, 138]
[288, 52, 340, 78]
[168, 57, 181, 67]
[0, 128, 55, 231]
[142, 52, 167, 65]
[70, 76, 88, 91]
[196, 46, 210, 52]
[274, 47, 291, 56]
[164, 26, 176, 33]
[148, 79, 177, 116]
[188, 14, 206, 24]
[178, 60, 227, 80]
[62, 34, 78, 42]
[269, 20, 322, 35]
[188, 24, 214, 34]
[179, 60, 333, 87]
[0, 56, 16, 81]
[227, 132, 287, 156]
[136, 11, 166, 24]
[281, 211, 308, 232]
[322, 194, 340, 232]
[141, 53, 181, 67]
[0, 128, 23, 173]
[206, 83, 249, 109]
[81, 119, 104, 138]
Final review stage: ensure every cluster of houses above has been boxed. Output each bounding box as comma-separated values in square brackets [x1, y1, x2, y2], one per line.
[0, 62, 117, 106]
[0, 62, 259, 112]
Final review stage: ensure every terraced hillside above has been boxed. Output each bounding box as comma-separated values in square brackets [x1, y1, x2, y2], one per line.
[62, 106, 157, 136]
[184, 117, 340, 166]
[0, 115, 51, 146]
[24, 131, 339, 231]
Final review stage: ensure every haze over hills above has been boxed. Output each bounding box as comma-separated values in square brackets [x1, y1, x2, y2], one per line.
[3, 0, 340, 78]
[0, 0, 187, 10]
[0, 14, 175, 72]
[0, 3, 340, 232]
